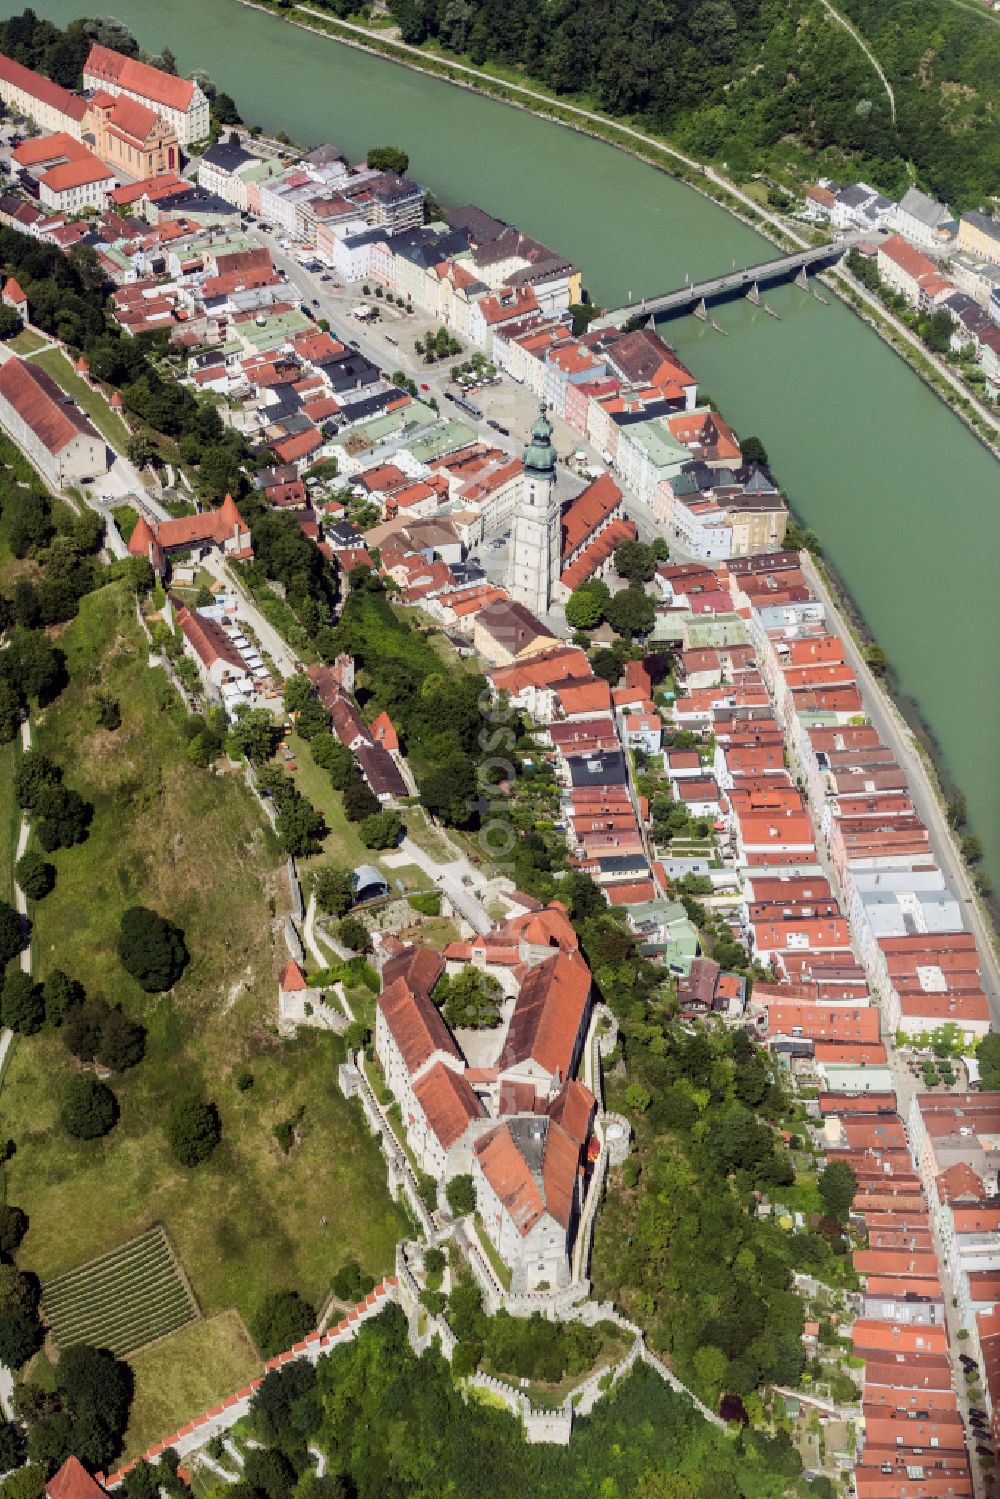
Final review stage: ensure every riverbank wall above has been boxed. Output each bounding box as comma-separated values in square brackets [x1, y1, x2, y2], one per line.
[240, 0, 999, 456]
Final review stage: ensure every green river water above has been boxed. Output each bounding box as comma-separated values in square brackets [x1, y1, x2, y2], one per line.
[24, 0, 1000, 893]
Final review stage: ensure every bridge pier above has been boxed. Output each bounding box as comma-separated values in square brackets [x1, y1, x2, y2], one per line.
[692, 298, 708, 322]
[746, 282, 760, 305]
[794, 265, 809, 291]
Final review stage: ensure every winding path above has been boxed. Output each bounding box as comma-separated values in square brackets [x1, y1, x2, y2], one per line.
[818, 0, 895, 123]
[0, 718, 33, 1420]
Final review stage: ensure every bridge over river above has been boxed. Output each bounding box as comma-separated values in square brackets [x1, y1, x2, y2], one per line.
[595, 230, 878, 328]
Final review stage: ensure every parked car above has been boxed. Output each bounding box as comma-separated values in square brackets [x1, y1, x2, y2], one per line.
[320, 273, 332, 281]
[348, 339, 360, 350]
[312, 298, 320, 308]
[420, 383, 429, 391]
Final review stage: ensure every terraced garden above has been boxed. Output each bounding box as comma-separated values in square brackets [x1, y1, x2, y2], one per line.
[42, 1227, 199, 1357]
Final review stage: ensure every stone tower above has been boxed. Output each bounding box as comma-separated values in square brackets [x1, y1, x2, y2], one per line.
[508, 403, 561, 617]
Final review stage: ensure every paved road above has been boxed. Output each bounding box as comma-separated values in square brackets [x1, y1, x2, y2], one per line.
[383, 836, 493, 935]
[801, 554, 1000, 1020]
[201, 551, 302, 681]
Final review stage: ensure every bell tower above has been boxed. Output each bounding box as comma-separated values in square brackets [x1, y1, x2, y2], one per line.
[508, 403, 561, 617]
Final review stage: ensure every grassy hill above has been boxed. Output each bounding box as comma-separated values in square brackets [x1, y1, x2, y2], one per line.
[0, 581, 407, 1445]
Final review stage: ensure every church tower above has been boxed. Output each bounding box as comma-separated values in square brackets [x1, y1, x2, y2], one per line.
[508, 403, 561, 617]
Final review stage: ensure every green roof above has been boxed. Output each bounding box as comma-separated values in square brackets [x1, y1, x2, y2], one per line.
[628, 418, 689, 470]
[406, 419, 478, 464]
[329, 401, 439, 451]
[239, 309, 312, 350]
[523, 404, 556, 476]
[684, 614, 749, 649]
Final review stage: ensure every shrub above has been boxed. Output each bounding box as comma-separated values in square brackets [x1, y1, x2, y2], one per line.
[331, 1257, 375, 1303]
[61, 1075, 118, 1139]
[235, 1068, 254, 1092]
[445, 1175, 476, 1216]
[0, 1205, 28, 1257]
[251, 1290, 316, 1358]
[164, 1097, 220, 1166]
[337, 915, 371, 952]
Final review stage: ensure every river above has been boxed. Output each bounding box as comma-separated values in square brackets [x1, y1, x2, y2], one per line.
[26, 0, 1000, 897]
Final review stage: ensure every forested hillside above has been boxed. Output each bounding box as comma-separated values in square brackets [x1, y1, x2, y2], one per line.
[306, 0, 1000, 209]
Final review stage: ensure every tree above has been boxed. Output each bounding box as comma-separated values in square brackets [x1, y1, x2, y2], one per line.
[0, 303, 22, 340]
[42, 970, 83, 1026]
[613, 539, 657, 584]
[61, 1075, 118, 1139]
[606, 586, 655, 638]
[14, 850, 55, 901]
[0, 900, 29, 967]
[117, 906, 188, 992]
[342, 781, 379, 823]
[946, 789, 967, 829]
[244, 1448, 297, 1499]
[445, 1174, 476, 1216]
[863, 642, 887, 676]
[818, 1159, 857, 1222]
[961, 834, 983, 864]
[164, 1097, 220, 1167]
[367, 146, 409, 174]
[1, 971, 44, 1035]
[331, 1258, 375, 1303]
[57, 1343, 132, 1468]
[275, 795, 327, 857]
[739, 435, 769, 467]
[436, 967, 502, 1029]
[213, 91, 240, 125]
[310, 734, 356, 790]
[0, 1204, 28, 1257]
[977, 1033, 1000, 1090]
[565, 587, 605, 630]
[34, 784, 92, 852]
[0, 1305, 44, 1370]
[314, 867, 354, 917]
[589, 648, 622, 685]
[13, 751, 61, 812]
[95, 1006, 147, 1073]
[283, 674, 314, 714]
[0, 628, 65, 705]
[359, 809, 402, 849]
[228, 706, 280, 766]
[0, 678, 20, 744]
[121, 1460, 161, 1499]
[251, 1290, 316, 1358]
[295, 695, 329, 741]
[337, 916, 370, 952]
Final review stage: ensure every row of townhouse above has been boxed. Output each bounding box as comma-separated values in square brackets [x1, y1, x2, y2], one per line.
[742, 564, 990, 1048]
[822, 1086, 978, 1499]
[371, 911, 596, 1292]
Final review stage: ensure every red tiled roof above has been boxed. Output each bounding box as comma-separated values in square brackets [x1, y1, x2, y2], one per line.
[84, 43, 196, 112]
[279, 960, 308, 992]
[413, 1061, 485, 1148]
[45, 1456, 107, 1499]
[498, 950, 591, 1080]
[377, 976, 461, 1076]
[474, 1116, 579, 1233]
[107, 93, 160, 143]
[0, 357, 100, 455]
[43, 156, 115, 192]
[561, 472, 623, 558]
[560, 517, 636, 592]
[173, 604, 247, 674]
[0, 52, 87, 122]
